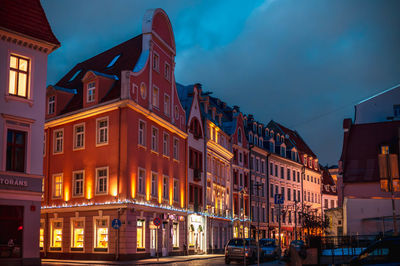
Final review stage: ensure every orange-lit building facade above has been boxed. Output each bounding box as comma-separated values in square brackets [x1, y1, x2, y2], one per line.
[41, 9, 188, 260]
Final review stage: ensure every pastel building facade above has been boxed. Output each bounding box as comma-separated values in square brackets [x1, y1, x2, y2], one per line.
[0, 0, 59, 264]
[41, 9, 188, 260]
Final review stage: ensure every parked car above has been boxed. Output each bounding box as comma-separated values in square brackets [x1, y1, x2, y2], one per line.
[350, 236, 400, 265]
[259, 238, 280, 260]
[225, 238, 258, 264]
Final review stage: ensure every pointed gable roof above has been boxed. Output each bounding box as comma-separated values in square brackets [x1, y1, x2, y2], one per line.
[0, 0, 60, 46]
[54, 35, 142, 114]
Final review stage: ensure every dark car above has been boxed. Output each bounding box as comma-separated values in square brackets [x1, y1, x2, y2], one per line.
[350, 236, 400, 265]
[259, 238, 280, 260]
[225, 238, 258, 264]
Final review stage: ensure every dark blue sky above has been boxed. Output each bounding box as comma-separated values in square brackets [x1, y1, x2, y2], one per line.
[42, 0, 400, 165]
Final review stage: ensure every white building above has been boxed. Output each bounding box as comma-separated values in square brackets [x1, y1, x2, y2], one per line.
[0, 0, 59, 264]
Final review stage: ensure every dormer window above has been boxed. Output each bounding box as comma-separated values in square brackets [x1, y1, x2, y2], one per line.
[280, 145, 286, 157]
[276, 134, 280, 143]
[254, 136, 258, 146]
[281, 136, 284, 143]
[304, 155, 307, 166]
[265, 128, 269, 137]
[291, 150, 296, 161]
[270, 131, 274, 139]
[87, 82, 95, 103]
[258, 125, 262, 135]
[48, 96, 55, 115]
[309, 158, 312, 167]
[269, 140, 274, 153]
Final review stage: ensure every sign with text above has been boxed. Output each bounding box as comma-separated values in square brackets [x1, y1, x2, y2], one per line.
[274, 194, 284, 205]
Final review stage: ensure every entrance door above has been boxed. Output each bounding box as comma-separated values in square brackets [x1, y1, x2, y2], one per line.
[0, 205, 23, 258]
[150, 223, 156, 257]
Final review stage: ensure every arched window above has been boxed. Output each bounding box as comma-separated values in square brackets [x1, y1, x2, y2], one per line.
[276, 134, 280, 143]
[265, 128, 269, 137]
[238, 128, 242, 144]
[270, 131, 274, 139]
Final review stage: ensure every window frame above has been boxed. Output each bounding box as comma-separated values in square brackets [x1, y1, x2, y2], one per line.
[8, 54, 30, 99]
[53, 128, 64, 154]
[72, 170, 85, 198]
[52, 173, 63, 199]
[48, 95, 55, 115]
[49, 218, 63, 252]
[138, 120, 146, 147]
[153, 52, 159, 72]
[138, 168, 146, 195]
[152, 86, 159, 108]
[151, 172, 158, 197]
[73, 123, 85, 151]
[95, 166, 109, 195]
[70, 217, 85, 252]
[93, 216, 110, 253]
[163, 132, 170, 157]
[96, 116, 109, 146]
[164, 93, 171, 117]
[87, 82, 96, 103]
[173, 137, 179, 160]
[151, 126, 159, 152]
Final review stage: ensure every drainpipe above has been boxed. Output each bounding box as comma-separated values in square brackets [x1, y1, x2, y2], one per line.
[266, 153, 271, 238]
[116, 106, 121, 260]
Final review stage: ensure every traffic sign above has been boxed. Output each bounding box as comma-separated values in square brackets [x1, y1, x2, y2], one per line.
[112, 219, 121, 229]
[274, 194, 284, 204]
[153, 217, 161, 227]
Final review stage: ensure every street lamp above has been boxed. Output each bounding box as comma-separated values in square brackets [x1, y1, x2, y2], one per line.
[239, 187, 247, 266]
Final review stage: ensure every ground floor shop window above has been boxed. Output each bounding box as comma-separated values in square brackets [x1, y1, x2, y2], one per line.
[40, 220, 44, 250]
[137, 219, 145, 250]
[172, 223, 179, 248]
[50, 219, 63, 251]
[71, 218, 84, 251]
[94, 217, 108, 252]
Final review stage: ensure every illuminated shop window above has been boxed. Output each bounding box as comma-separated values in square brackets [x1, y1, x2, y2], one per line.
[71, 218, 84, 251]
[9, 54, 29, 98]
[50, 219, 63, 251]
[94, 218, 108, 251]
[40, 220, 44, 250]
[172, 223, 179, 248]
[137, 220, 145, 250]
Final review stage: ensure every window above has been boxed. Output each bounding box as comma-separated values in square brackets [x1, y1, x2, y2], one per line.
[256, 158, 259, 172]
[331, 200, 335, 208]
[281, 167, 284, 179]
[96, 117, 108, 145]
[270, 163, 273, 175]
[292, 170, 296, 181]
[307, 192, 310, 202]
[271, 208, 274, 222]
[71, 218, 85, 250]
[172, 223, 179, 247]
[137, 220, 145, 249]
[73, 123, 85, 150]
[281, 187, 285, 200]
[163, 133, 169, 156]
[238, 128, 242, 144]
[96, 167, 108, 194]
[140, 82, 146, 99]
[281, 146, 286, 157]
[94, 217, 109, 251]
[270, 184, 274, 197]
[325, 199, 328, 208]
[151, 172, 157, 197]
[53, 129, 63, 154]
[6, 129, 26, 172]
[138, 120, 146, 146]
[48, 96, 55, 114]
[50, 219, 63, 250]
[87, 82, 95, 102]
[153, 52, 159, 71]
[152, 86, 159, 108]
[9, 54, 29, 98]
[138, 168, 145, 194]
[275, 165, 278, 177]
[381, 145, 389, 154]
[164, 94, 171, 116]
[298, 191, 300, 202]
[73, 171, 84, 197]
[53, 174, 63, 199]
[288, 188, 291, 201]
[297, 172, 300, 182]
[173, 138, 179, 160]
[293, 189, 296, 202]
[40, 220, 44, 250]
[163, 176, 169, 200]
[174, 179, 179, 202]
[269, 141, 274, 153]
[151, 127, 158, 152]
[288, 211, 292, 224]
[164, 63, 170, 80]
[287, 169, 290, 180]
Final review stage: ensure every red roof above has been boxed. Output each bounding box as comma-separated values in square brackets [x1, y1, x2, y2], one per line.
[274, 121, 317, 158]
[321, 167, 337, 195]
[56, 35, 142, 114]
[0, 0, 60, 45]
[341, 120, 400, 183]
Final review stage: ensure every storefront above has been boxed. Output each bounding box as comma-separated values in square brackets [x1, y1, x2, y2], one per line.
[187, 214, 206, 254]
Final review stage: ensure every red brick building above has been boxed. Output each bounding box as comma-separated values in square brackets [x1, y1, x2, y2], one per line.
[41, 9, 188, 260]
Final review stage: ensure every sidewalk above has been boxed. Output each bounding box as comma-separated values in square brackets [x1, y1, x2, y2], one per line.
[42, 254, 224, 265]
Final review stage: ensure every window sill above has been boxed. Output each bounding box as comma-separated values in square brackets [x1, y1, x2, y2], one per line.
[137, 248, 146, 252]
[5, 94, 33, 107]
[73, 147, 85, 151]
[53, 151, 64, 155]
[173, 159, 179, 163]
[96, 142, 109, 147]
[163, 154, 170, 159]
[138, 144, 146, 150]
[151, 150, 159, 155]
[94, 248, 108, 252]
[71, 247, 84, 252]
[49, 247, 62, 252]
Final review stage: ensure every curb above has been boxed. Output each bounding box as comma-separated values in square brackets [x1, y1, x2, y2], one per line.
[42, 254, 224, 265]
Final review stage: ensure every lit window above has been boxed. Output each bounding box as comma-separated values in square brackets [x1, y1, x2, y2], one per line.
[40, 220, 44, 250]
[97, 117, 108, 145]
[164, 94, 171, 116]
[153, 53, 159, 71]
[152, 86, 159, 108]
[94, 217, 108, 251]
[138, 120, 146, 146]
[6, 129, 26, 172]
[73, 124, 85, 150]
[174, 179, 179, 202]
[87, 82, 95, 102]
[172, 223, 179, 247]
[96, 167, 108, 194]
[140, 82, 146, 99]
[163, 176, 169, 200]
[9, 54, 29, 98]
[138, 168, 145, 195]
[163, 133, 169, 156]
[173, 138, 179, 160]
[53, 129, 63, 154]
[381, 145, 389, 154]
[53, 174, 63, 199]
[50, 219, 63, 250]
[164, 63, 170, 80]
[73, 171, 84, 197]
[71, 218, 85, 250]
[151, 172, 158, 197]
[151, 127, 158, 152]
[137, 219, 145, 249]
[48, 96, 55, 114]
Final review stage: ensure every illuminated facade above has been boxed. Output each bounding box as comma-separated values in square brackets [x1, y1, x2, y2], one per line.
[41, 9, 188, 260]
[0, 0, 59, 265]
